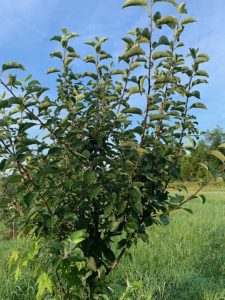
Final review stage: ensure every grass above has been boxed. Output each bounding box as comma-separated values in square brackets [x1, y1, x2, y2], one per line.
[0, 238, 36, 300]
[0, 186, 225, 299]
[110, 188, 225, 299]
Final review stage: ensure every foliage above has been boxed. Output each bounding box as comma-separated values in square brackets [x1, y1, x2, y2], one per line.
[180, 127, 225, 181]
[0, 0, 209, 298]
[210, 135, 225, 177]
[180, 141, 208, 181]
[1, 190, 225, 299]
[205, 126, 225, 149]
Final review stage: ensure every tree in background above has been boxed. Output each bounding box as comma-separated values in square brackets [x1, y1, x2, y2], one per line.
[180, 126, 225, 181]
[0, 0, 209, 298]
[180, 140, 209, 181]
[205, 126, 225, 149]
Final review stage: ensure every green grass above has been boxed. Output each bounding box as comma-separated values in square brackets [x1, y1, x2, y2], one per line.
[110, 189, 225, 299]
[0, 188, 225, 299]
[0, 239, 36, 300]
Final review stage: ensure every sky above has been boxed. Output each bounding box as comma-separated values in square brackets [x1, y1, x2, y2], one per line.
[0, 0, 224, 132]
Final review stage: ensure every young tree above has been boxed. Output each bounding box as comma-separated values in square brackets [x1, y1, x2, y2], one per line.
[0, 0, 209, 298]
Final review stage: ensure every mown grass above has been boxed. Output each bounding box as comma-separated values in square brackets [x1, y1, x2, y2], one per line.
[0, 187, 225, 299]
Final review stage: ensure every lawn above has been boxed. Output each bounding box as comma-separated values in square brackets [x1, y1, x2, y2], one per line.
[0, 187, 225, 299]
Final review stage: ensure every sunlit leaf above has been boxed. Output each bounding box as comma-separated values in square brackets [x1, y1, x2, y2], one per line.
[122, 0, 147, 9]
[2, 62, 25, 72]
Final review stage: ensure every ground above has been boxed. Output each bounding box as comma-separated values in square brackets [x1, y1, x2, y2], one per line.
[0, 186, 225, 299]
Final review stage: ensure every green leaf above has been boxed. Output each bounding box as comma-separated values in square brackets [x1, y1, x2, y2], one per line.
[39, 100, 53, 109]
[99, 37, 109, 44]
[141, 28, 151, 42]
[139, 75, 146, 94]
[190, 103, 207, 109]
[195, 58, 208, 65]
[50, 51, 63, 59]
[195, 70, 209, 77]
[122, 107, 143, 115]
[154, 75, 174, 84]
[177, 42, 184, 47]
[83, 72, 98, 80]
[48, 147, 62, 155]
[86, 172, 96, 185]
[2, 62, 25, 72]
[5, 175, 21, 185]
[64, 57, 74, 66]
[19, 122, 37, 133]
[87, 257, 97, 272]
[210, 150, 225, 163]
[100, 53, 112, 60]
[158, 35, 170, 45]
[198, 54, 210, 60]
[0, 100, 9, 109]
[190, 90, 201, 99]
[69, 230, 86, 245]
[128, 87, 140, 96]
[156, 15, 178, 28]
[192, 79, 208, 86]
[178, 2, 188, 14]
[61, 27, 68, 35]
[153, 11, 162, 23]
[197, 194, 207, 204]
[0, 159, 7, 171]
[37, 272, 52, 300]
[84, 55, 96, 64]
[160, 215, 169, 225]
[182, 208, 193, 214]
[120, 141, 137, 148]
[181, 17, 197, 25]
[47, 67, 60, 74]
[154, 0, 177, 6]
[218, 143, 225, 149]
[0, 119, 8, 126]
[150, 114, 170, 121]
[110, 219, 122, 232]
[130, 62, 141, 70]
[198, 163, 209, 173]
[50, 35, 62, 42]
[152, 51, 170, 60]
[76, 94, 85, 101]
[122, 0, 147, 9]
[85, 40, 96, 47]
[125, 45, 145, 59]
[68, 32, 79, 39]
[112, 69, 124, 75]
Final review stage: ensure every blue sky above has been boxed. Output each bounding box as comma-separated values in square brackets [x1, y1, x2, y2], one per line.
[0, 0, 224, 132]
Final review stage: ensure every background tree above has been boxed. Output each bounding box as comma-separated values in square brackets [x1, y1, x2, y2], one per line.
[205, 126, 225, 149]
[180, 126, 225, 181]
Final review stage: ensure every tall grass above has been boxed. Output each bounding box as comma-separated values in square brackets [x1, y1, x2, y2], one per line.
[0, 189, 225, 299]
[0, 239, 36, 300]
[110, 191, 225, 299]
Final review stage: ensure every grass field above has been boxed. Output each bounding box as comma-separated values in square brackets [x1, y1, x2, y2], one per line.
[0, 187, 225, 299]
[111, 187, 225, 300]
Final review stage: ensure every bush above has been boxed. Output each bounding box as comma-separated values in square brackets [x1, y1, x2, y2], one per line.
[0, 0, 209, 298]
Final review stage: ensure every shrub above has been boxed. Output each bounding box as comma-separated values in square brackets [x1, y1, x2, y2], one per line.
[0, 0, 209, 298]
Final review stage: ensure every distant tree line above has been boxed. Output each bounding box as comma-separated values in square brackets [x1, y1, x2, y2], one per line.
[180, 126, 225, 181]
